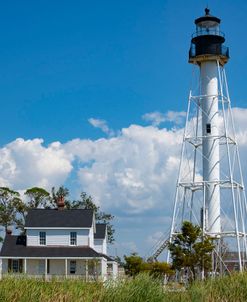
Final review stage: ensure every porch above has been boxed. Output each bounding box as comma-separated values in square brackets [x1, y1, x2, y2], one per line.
[1, 257, 108, 280]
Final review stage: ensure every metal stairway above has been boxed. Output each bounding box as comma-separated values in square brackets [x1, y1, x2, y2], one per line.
[146, 231, 170, 262]
[150, 240, 169, 261]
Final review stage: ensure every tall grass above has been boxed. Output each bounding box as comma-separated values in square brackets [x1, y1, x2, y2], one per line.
[1, 273, 247, 302]
[102, 273, 165, 302]
[188, 272, 247, 302]
[0, 276, 104, 302]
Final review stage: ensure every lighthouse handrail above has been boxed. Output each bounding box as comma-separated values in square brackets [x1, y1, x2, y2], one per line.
[189, 44, 229, 58]
[192, 29, 225, 38]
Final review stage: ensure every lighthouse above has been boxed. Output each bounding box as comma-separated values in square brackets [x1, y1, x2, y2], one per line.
[162, 8, 247, 271]
[189, 8, 229, 236]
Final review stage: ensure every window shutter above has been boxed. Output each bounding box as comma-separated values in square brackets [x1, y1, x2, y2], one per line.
[19, 259, 23, 273]
[8, 259, 12, 272]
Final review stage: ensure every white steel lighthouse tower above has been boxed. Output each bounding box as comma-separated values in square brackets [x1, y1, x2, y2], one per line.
[168, 8, 247, 272]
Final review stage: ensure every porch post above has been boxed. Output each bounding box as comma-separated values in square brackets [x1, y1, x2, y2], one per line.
[0, 259, 2, 280]
[24, 258, 27, 274]
[65, 259, 67, 278]
[45, 258, 47, 281]
[85, 259, 88, 281]
[101, 258, 107, 281]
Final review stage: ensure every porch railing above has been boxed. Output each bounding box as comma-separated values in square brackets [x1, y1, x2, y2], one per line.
[1, 272, 116, 281]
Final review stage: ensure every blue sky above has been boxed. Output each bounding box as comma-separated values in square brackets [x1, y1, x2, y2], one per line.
[1, 0, 247, 145]
[1, 0, 247, 257]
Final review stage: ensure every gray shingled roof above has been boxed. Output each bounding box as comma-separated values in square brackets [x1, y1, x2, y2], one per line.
[94, 224, 107, 239]
[25, 209, 94, 228]
[99, 253, 115, 262]
[0, 235, 102, 258]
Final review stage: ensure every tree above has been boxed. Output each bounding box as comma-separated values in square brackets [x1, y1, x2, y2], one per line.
[124, 253, 143, 277]
[149, 262, 174, 279]
[25, 187, 50, 208]
[114, 256, 125, 267]
[50, 186, 69, 208]
[78, 192, 115, 244]
[14, 187, 50, 231]
[168, 221, 215, 281]
[50, 188, 115, 243]
[124, 253, 174, 279]
[0, 187, 21, 232]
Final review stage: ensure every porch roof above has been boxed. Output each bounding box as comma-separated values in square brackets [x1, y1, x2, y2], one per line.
[0, 235, 102, 258]
[99, 253, 115, 262]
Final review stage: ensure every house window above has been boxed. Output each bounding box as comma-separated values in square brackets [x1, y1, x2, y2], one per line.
[206, 123, 211, 134]
[12, 259, 19, 273]
[39, 232, 46, 245]
[8, 259, 22, 273]
[70, 232, 77, 245]
[70, 260, 76, 274]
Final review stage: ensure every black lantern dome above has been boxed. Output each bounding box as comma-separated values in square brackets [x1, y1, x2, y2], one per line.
[189, 8, 229, 65]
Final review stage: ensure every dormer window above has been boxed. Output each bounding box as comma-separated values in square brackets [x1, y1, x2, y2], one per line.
[39, 232, 46, 245]
[70, 232, 77, 245]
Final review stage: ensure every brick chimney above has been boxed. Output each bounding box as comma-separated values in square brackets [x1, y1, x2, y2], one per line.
[57, 196, 65, 210]
[6, 228, 12, 235]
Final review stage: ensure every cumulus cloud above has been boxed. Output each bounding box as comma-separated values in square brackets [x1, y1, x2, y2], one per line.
[64, 125, 183, 214]
[146, 231, 164, 246]
[1, 107, 247, 217]
[142, 112, 166, 126]
[142, 110, 186, 126]
[0, 125, 182, 217]
[0, 138, 73, 190]
[114, 241, 138, 253]
[88, 118, 115, 136]
[165, 110, 187, 124]
[0, 107, 247, 256]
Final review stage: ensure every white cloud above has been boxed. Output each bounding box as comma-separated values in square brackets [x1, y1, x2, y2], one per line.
[1, 107, 246, 217]
[146, 231, 164, 246]
[0, 107, 247, 256]
[142, 110, 186, 126]
[114, 241, 138, 253]
[0, 125, 182, 217]
[0, 138, 73, 190]
[142, 112, 166, 126]
[165, 110, 187, 124]
[88, 118, 115, 136]
[64, 124, 182, 214]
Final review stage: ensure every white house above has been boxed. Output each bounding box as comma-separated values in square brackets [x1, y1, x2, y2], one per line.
[0, 200, 118, 280]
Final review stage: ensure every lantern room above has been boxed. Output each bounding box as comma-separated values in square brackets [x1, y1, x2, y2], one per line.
[189, 8, 229, 65]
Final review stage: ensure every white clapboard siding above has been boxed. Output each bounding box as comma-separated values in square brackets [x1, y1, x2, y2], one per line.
[26, 229, 90, 247]
[46, 230, 68, 246]
[77, 230, 91, 246]
[88, 227, 94, 248]
[94, 239, 103, 253]
[27, 229, 39, 246]
[94, 238, 107, 254]
[2, 259, 8, 273]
